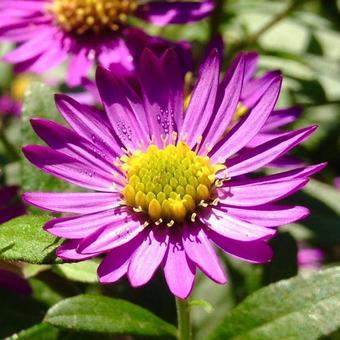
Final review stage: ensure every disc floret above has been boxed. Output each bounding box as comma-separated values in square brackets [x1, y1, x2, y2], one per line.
[122, 143, 223, 225]
[48, 0, 137, 35]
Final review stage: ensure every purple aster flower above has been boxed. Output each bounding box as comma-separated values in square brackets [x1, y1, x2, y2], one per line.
[298, 247, 324, 270]
[0, 186, 26, 224]
[0, 264, 31, 295]
[335, 177, 340, 190]
[23, 49, 325, 299]
[0, 187, 30, 295]
[0, 0, 212, 86]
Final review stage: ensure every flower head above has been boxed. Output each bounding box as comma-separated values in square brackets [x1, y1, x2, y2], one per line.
[0, 0, 213, 86]
[23, 49, 324, 298]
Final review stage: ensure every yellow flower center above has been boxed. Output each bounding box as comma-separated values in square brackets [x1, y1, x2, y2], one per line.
[122, 143, 224, 225]
[48, 0, 137, 35]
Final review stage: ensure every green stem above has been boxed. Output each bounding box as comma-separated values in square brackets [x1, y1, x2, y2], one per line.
[176, 297, 192, 340]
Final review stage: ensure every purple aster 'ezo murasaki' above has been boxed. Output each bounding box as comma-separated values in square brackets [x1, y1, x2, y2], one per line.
[0, 0, 213, 86]
[23, 49, 325, 299]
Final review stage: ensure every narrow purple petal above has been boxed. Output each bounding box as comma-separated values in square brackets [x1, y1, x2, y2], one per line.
[98, 233, 145, 284]
[22, 192, 120, 214]
[262, 107, 302, 131]
[55, 94, 122, 158]
[128, 228, 168, 287]
[181, 49, 220, 148]
[183, 224, 227, 284]
[208, 230, 274, 264]
[218, 178, 308, 207]
[44, 207, 129, 239]
[202, 208, 276, 242]
[163, 231, 196, 299]
[220, 204, 310, 227]
[57, 240, 99, 261]
[78, 216, 145, 254]
[96, 66, 150, 150]
[225, 126, 317, 177]
[22, 145, 116, 191]
[210, 75, 282, 163]
[200, 53, 245, 151]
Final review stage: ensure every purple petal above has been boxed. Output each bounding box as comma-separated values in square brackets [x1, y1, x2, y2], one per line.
[208, 230, 274, 264]
[218, 178, 308, 207]
[45, 207, 130, 239]
[262, 107, 302, 131]
[78, 216, 145, 254]
[200, 53, 245, 151]
[243, 52, 259, 82]
[30, 118, 117, 176]
[210, 75, 282, 163]
[136, 0, 214, 25]
[22, 192, 120, 214]
[163, 231, 196, 299]
[57, 240, 99, 261]
[128, 228, 168, 287]
[225, 126, 317, 177]
[181, 49, 220, 148]
[22, 145, 116, 191]
[183, 224, 227, 284]
[55, 94, 122, 158]
[138, 49, 183, 146]
[96, 66, 150, 150]
[202, 208, 276, 242]
[220, 204, 310, 227]
[98, 233, 145, 284]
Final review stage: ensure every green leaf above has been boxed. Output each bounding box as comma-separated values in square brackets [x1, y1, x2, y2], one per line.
[209, 267, 340, 340]
[53, 259, 99, 283]
[45, 295, 177, 338]
[6, 324, 59, 340]
[0, 215, 62, 264]
[21, 82, 74, 213]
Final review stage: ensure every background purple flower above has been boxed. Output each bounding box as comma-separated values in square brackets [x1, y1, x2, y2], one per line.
[23, 49, 323, 299]
[0, 186, 25, 224]
[0, 0, 212, 86]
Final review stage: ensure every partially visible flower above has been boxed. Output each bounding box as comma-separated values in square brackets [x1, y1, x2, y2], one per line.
[0, 74, 35, 117]
[0, 186, 26, 224]
[335, 177, 340, 189]
[298, 247, 324, 270]
[0, 186, 29, 295]
[0, 262, 31, 295]
[0, 0, 212, 86]
[23, 49, 324, 298]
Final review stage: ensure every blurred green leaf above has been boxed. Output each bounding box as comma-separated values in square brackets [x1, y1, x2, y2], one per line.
[209, 267, 340, 340]
[6, 323, 59, 340]
[0, 215, 62, 264]
[53, 260, 99, 284]
[45, 294, 177, 338]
